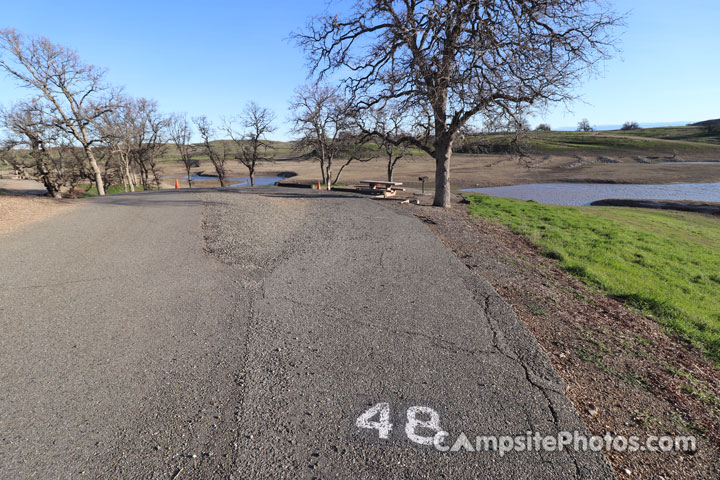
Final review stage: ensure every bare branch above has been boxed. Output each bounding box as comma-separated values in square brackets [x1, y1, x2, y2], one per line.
[294, 0, 623, 206]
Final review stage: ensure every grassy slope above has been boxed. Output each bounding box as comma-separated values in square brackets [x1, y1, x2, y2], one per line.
[468, 194, 720, 363]
[78, 184, 148, 197]
[463, 126, 720, 155]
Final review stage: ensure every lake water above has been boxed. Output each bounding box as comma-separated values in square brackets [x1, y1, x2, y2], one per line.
[167, 174, 288, 187]
[462, 182, 720, 206]
[227, 176, 287, 187]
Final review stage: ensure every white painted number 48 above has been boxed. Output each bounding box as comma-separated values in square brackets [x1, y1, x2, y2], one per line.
[355, 403, 441, 445]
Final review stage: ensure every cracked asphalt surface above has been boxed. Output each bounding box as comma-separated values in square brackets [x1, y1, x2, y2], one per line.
[0, 188, 613, 478]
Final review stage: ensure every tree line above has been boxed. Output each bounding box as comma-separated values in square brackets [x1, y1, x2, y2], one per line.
[2, 1, 621, 207]
[0, 29, 285, 197]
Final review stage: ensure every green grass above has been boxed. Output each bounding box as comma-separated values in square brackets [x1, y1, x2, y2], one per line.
[609, 126, 720, 146]
[460, 127, 720, 155]
[467, 194, 720, 364]
[77, 184, 148, 197]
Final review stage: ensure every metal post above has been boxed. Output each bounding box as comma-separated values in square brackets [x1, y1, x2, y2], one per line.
[418, 176, 429, 194]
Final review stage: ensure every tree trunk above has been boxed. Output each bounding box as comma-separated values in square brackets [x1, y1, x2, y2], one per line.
[40, 176, 61, 198]
[186, 167, 193, 189]
[433, 139, 452, 208]
[86, 148, 105, 196]
[333, 158, 352, 186]
[35, 158, 61, 198]
[387, 158, 393, 182]
[319, 157, 327, 185]
[121, 154, 135, 192]
[249, 169, 255, 187]
[127, 171, 135, 192]
[120, 160, 128, 193]
[138, 163, 149, 190]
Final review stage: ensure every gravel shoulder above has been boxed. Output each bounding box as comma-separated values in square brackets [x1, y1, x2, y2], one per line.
[0, 193, 76, 236]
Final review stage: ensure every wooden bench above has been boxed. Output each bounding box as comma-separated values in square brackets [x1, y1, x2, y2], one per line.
[358, 180, 404, 198]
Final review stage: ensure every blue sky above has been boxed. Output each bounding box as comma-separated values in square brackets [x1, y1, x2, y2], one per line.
[1, 0, 718, 138]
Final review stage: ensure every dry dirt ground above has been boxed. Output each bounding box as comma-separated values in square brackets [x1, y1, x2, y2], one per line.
[390, 194, 719, 479]
[157, 152, 720, 191]
[0, 194, 76, 236]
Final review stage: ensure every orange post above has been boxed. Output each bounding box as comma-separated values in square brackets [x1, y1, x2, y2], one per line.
[317, 181, 321, 190]
[175, 179, 180, 190]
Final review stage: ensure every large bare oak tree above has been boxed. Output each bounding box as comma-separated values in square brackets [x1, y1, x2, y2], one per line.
[295, 0, 621, 207]
[1, 100, 77, 198]
[0, 29, 122, 196]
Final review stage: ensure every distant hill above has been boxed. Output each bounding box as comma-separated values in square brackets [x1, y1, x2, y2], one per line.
[457, 125, 720, 155]
[554, 121, 691, 132]
[690, 119, 720, 127]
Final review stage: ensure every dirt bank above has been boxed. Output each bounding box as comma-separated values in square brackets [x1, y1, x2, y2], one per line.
[392, 194, 720, 479]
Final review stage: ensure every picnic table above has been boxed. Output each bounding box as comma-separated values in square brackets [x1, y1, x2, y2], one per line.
[358, 180, 405, 197]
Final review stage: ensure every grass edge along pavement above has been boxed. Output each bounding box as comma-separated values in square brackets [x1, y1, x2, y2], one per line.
[467, 194, 720, 365]
[76, 184, 149, 197]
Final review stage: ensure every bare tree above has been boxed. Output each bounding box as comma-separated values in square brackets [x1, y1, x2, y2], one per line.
[331, 128, 376, 185]
[361, 107, 412, 182]
[0, 29, 122, 196]
[536, 124, 552, 132]
[225, 102, 276, 186]
[168, 113, 196, 188]
[621, 121, 640, 130]
[290, 83, 354, 189]
[295, 1, 621, 207]
[577, 118, 594, 132]
[193, 116, 230, 187]
[130, 99, 168, 191]
[1, 101, 77, 197]
[99, 97, 138, 193]
[98, 97, 167, 192]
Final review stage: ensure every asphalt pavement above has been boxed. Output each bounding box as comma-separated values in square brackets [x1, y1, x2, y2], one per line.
[0, 187, 613, 478]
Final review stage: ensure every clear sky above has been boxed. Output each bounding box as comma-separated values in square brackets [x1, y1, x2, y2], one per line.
[1, 0, 718, 138]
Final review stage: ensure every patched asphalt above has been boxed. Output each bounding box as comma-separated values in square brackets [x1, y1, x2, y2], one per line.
[0, 187, 613, 478]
